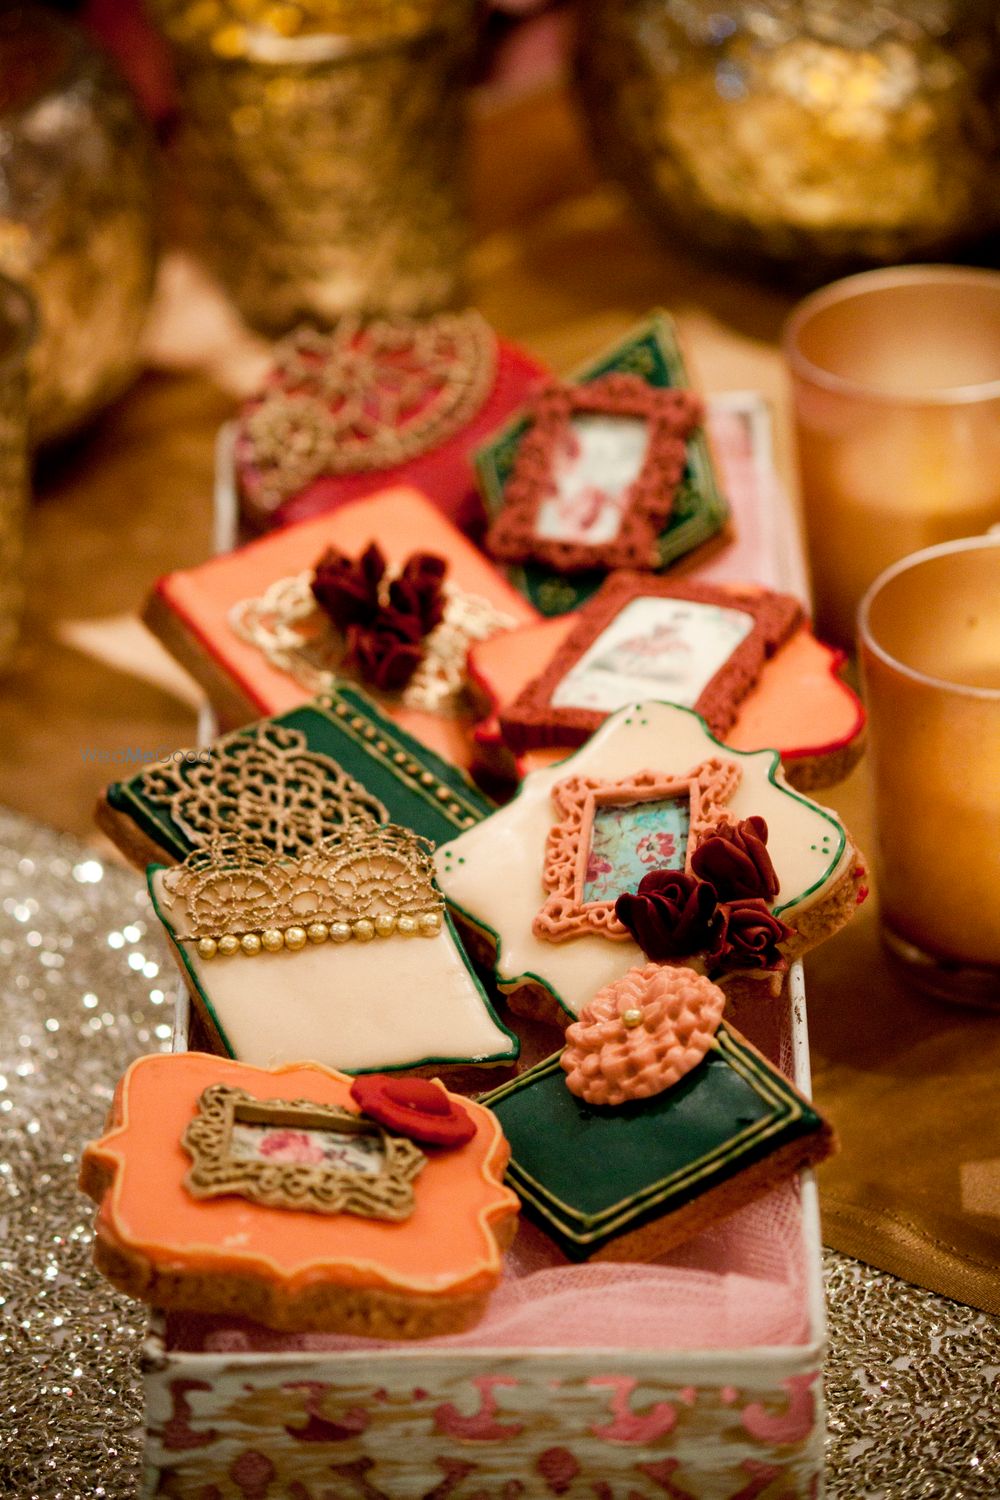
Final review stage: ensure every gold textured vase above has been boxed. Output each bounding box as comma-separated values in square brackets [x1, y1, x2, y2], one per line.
[150, 0, 478, 334]
[0, 273, 36, 671]
[575, 0, 1000, 281]
[0, 7, 158, 444]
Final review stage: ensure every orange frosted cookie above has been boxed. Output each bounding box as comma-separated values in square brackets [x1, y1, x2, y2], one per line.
[144, 486, 538, 767]
[468, 574, 864, 792]
[79, 1053, 519, 1337]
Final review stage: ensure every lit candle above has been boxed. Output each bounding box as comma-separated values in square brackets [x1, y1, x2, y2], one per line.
[859, 536, 1000, 1005]
[786, 267, 1000, 648]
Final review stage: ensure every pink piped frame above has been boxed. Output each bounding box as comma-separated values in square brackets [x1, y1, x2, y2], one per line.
[533, 761, 741, 944]
[485, 374, 703, 574]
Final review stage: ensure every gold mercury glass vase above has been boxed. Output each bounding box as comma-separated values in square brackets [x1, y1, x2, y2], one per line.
[150, 0, 478, 334]
[0, 273, 36, 672]
[0, 7, 158, 444]
[574, 0, 1000, 282]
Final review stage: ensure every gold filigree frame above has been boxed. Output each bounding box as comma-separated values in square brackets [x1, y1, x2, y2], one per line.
[182, 1083, 425, 1219]
[533, 761, 741, 943]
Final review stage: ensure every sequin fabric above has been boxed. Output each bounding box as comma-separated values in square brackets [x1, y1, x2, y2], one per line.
[1, 807, 998, 1498]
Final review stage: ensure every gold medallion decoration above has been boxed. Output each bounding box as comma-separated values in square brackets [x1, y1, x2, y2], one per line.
[243, 312, 497, 509]
[229, 572, 519, 718]
[183, 1084, 425, 1220]
[162, 825, 445, 954]
[135, 723, 388, 856]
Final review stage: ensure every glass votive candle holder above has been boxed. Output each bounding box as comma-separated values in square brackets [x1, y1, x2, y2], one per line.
[0, 272, 36, 672]
[785, 266, 1000, 648]
[859, 535, 1000, 1008]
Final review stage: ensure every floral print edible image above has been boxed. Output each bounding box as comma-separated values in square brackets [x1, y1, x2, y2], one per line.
[230, 1121, 386, 1175]
[583, 798, 690, 904]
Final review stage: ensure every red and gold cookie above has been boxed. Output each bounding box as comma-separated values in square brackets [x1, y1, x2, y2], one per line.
[79, 1054, 519, 1337]
[234, 312, 548, 537]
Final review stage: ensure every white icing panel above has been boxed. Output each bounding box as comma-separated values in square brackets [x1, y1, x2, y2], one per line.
[551, 597, 754, 715]
[151, 872, 514, 1072]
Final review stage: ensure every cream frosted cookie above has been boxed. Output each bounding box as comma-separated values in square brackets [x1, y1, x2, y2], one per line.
[436, 701, 866, 1026]
[151, 824, 518, 1085]
[80, 1053, 519, 1336]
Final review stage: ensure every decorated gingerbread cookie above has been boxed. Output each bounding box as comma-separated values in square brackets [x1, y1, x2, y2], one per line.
[143, 486, 538, 769]
[80, 1053, 519, 1336]
[485, 964, 832, 1261]
[151, 824, 519, 1084]
[235, 310, 549, 536]
[476, 311, 730, 616]
[485, 375, 703, 574]
[97, 687, 493, 871]
[468, 575, 865, 792]
[435, 701, 866, 1026]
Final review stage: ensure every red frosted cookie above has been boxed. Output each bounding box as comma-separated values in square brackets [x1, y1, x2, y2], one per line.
[234, 312, 548, 537]
[79, 1054, 519, 1336]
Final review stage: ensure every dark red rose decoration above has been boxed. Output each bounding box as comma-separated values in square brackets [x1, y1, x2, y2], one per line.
[311, 542, 385, 630]
[614, 818, 795, 981]
[310, 543, 448, 693]
[350, 1074, 475, 1149]
[614, 870, 723, 964]
[690, 816, 779, 902]
[713, 898, 793, 974]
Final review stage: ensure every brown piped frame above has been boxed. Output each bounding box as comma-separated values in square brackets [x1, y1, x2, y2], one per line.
[485, 374, 703, 574]
[500, 574, 805, 754]
[532, 762, 741, 944]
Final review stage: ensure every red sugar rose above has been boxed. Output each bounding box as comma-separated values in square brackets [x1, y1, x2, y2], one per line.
[350, 1074, 475, 1149]
[311, 541, 386, 630]
[690, 816, 779, 902]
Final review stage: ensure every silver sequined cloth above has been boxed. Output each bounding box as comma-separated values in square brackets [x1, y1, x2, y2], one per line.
[1, 806, 998, 1499]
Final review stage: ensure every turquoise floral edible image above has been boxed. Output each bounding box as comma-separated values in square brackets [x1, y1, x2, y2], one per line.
[583, 798, 690, 904]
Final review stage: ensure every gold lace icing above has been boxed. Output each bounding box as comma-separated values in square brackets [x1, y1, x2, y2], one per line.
[229, 571, 519, 717]
[243, 311, 498, 509]
[533, 760, 742, 944]
[135, 723, 388, 856]
[183, 1084, 425, 1219]
[163, 825, 445, 953]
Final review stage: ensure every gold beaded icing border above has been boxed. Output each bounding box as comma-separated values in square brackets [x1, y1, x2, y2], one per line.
[161, 825, 445, 958]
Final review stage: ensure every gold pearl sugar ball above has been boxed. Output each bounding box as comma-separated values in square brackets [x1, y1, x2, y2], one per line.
[352, 918, 376, 942]
[418, 910, 442, 936]
[397, 914, 418, 935]
[240, 932, 262, 956]
[261, 928, 284, 953]
[284, 926, 308, 951]
[621, 1007, 643, 1029]
[307, 922, 329, 944]
[217, 934, 241, 957]
[196, 936, 218, 959]
[374, 913, 396, 937]
[329, 922, 352, 943]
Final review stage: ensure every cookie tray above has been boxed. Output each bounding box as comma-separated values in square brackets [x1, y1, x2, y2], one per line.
[139, 420, 827, 1498]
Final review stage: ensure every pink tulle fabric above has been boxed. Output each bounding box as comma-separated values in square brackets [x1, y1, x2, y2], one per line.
[167, 1177, 807, 1356]
[167, 988, 809, 1358]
